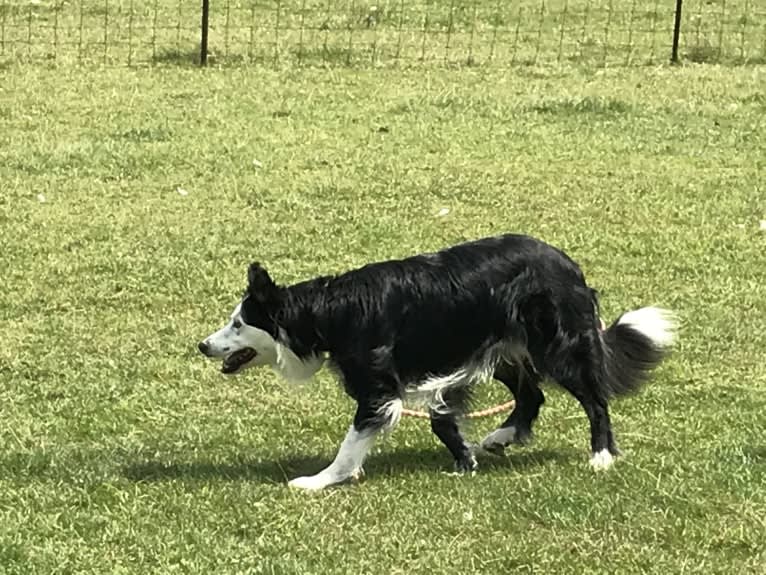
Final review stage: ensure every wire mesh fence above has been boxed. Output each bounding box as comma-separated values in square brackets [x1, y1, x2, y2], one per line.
[0, 0, 764, 67]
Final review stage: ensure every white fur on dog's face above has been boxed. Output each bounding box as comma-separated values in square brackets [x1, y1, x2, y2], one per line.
[200, 302, 278, 373]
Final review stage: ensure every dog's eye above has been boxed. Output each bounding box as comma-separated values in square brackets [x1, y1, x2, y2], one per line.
[232, 319, 242, 329]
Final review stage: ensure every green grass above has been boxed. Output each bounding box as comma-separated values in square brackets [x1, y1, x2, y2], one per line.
[0, 0, 764, 66]
[1, 62, 766, 573]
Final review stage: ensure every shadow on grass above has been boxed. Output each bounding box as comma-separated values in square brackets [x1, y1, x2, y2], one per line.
[122, 447, 572, 484]
[152, 48, 200, 67]
[743, 446, 766, 461]
[122, 455, 325, 484]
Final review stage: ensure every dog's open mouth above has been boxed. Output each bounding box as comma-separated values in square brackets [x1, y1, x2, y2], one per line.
[221, 348, 258, 374]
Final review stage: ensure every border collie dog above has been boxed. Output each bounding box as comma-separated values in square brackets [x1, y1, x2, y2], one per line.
[198, 234, 676, 490]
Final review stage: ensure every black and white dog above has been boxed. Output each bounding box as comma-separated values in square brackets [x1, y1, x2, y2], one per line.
[198, 234, 676, 490]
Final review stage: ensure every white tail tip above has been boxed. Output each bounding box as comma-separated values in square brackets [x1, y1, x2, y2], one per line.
[617, 307, 677, 348]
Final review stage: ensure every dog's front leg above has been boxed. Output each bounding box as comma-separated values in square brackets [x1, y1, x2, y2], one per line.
[288, 399, 402, 490]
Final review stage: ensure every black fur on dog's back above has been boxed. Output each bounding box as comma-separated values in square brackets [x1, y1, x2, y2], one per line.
[270, 237, 586, 374]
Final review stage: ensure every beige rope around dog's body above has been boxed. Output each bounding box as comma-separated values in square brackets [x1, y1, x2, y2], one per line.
[401, 319, 607, 419]
[401, 401, 515, 419]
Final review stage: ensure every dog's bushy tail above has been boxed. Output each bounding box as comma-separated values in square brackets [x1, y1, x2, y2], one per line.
[599, 307, 677, 397]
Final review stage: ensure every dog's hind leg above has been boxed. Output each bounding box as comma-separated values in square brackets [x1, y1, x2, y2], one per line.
[550, 368, 618, 470]
[480, 361, 544, 455]
[428, 385, 477, 473]
[288, 397, 403, 490]
[562, 381, 617, 470]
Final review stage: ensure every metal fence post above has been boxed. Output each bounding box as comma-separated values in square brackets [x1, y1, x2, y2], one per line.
[201, 0, 210, 65]
[671, 0, 683, 63]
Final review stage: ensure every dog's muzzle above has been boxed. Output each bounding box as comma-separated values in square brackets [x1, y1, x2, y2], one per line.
[198, 340, 258, 374]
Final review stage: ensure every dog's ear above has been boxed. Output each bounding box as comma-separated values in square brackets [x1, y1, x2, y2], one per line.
[247, 262, 279, 304]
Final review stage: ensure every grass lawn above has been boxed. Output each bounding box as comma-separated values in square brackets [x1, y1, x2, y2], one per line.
[1, 62, 765, 573]
[1, 0, 763, 66]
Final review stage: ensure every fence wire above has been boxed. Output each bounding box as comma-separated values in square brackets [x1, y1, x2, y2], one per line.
[0, 0, 764, 67]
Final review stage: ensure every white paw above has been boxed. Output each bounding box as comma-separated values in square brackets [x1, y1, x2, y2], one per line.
[480, 425, 535, 453]
[350, 466, 365, 481]
[481, 427, 516, 448]
[287, 474, 332, 490]
[589, 449, 615, 471]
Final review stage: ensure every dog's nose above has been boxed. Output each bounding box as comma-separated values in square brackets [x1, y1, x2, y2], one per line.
[198, 341, 210, 356]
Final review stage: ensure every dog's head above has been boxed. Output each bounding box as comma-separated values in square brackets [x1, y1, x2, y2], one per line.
[198, 262, 282, 375]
